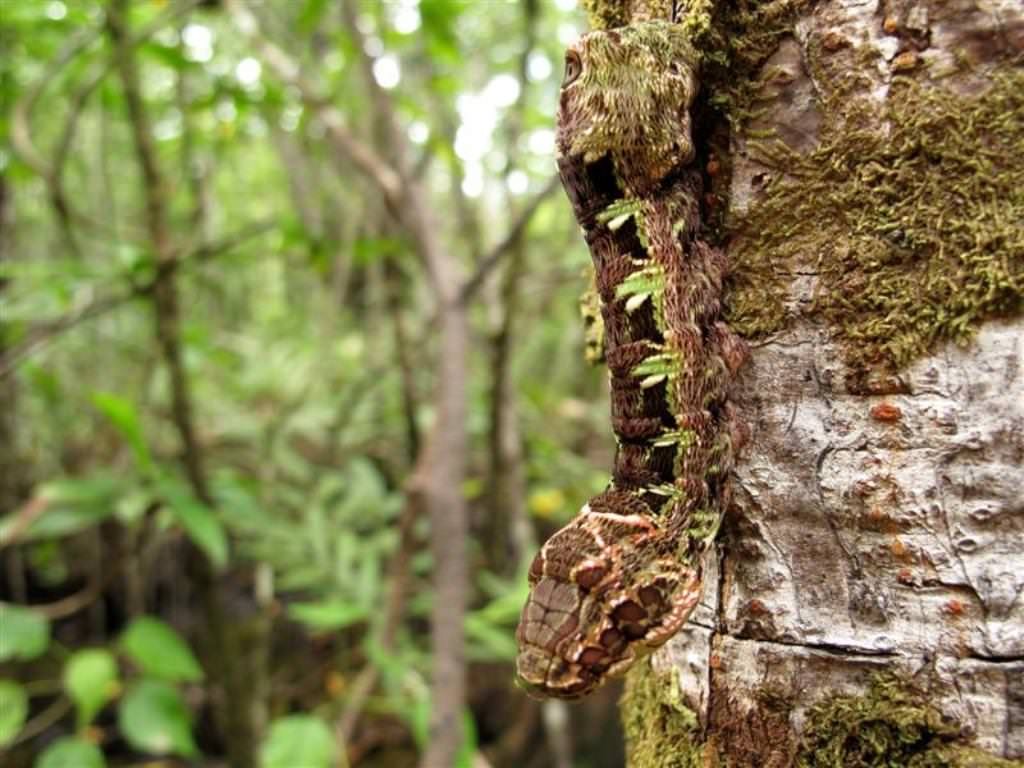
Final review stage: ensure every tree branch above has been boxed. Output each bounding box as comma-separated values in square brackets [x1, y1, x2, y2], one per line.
[335, 5, 469, 764]
[107, 2, 257, 761]
[9, 26, 100, 179]
[336, 489, 421, 749]
[0, 496, 49, 548]
[0, 219, 276, 381]
[224, 0, 403, 207]
[229, 3, 471, 762]
[459, 174, 562, 304]
[10, 0, 204, 248]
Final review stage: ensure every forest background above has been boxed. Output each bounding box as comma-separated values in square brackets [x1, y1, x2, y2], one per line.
[0, 1, 623, 766]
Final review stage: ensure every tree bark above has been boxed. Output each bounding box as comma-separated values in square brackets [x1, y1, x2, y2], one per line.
[618, 0, 1024, 765]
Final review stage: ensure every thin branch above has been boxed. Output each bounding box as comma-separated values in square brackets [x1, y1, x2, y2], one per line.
[0, 496, 49, 548]
[0, 219, 276, 381]
[192, 218, 279, 264]
[175, 33, 212, 251]
[0, 293, 134, 380]
[34, 572, 108, 620]
[224, 0, 402, 206]
[9, 26, 100, 178]
[9, 0, 204, 245]
[8, 696, 72, 747]
[336, 5, 469, 765]
[459, 174, 561, 304]
[337, 1, 459, 300]
[336, 490, 421, 749]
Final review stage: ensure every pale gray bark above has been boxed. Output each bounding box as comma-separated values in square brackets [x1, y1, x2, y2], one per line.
[655, 0, 1024, 760]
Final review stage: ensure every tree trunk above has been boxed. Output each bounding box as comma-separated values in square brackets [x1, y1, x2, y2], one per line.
[620, 0, 1023, 765]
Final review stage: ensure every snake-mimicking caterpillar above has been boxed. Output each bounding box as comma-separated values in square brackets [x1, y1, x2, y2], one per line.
[515, 19, 748, 700]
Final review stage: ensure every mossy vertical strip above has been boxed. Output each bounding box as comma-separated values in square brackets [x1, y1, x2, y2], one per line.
[621, 660, 708, 768]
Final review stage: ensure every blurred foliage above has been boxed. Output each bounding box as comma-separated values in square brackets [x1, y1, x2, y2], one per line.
[0, 1, 626, 766]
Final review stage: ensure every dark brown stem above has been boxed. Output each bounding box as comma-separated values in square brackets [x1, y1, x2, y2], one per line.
[486, 231, 529, 573]
[385, 261, 422, 464]
[336, 489, 421, 749]
[0, 172, 32, 604]
[106, 2, 256, 764]
[7, 696, 72, 747]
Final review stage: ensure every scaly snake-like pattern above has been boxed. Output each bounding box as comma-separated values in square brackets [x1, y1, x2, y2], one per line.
[515, 18, 748, 700]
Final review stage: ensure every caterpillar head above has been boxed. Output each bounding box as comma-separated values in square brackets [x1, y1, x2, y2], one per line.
[515, 500, 703, 699]
[556, 21, 700, 195]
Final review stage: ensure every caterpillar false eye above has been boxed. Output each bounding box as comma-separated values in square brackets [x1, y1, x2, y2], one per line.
[563, 50, 582, 87]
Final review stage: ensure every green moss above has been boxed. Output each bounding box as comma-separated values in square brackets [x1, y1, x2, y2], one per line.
[583, 0, 631, 30]
[694, 0, 813, 124]
[726, 71, 1024, 369]
[584, 1, 680, 30]
[621, 660, 708, 768]
[798, 675, 1022, 768]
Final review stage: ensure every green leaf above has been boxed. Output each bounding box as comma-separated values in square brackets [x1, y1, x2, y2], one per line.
[0, 679, 27, 747]
[297, 0, 329, 32]
[606, 212, 632, 231]
[35, 737, 106, 768]
[624, 292, 651, 313]
[139, 41, 190, 71]
[117, 680, 198, 758]
[64, 649, 120, 727]
[597, 198, 643, 227]
[119, 617, 203, 683]
[158, 476, 229, 569]
[259, 715, 335, 768]
[287, 599, 368, 632]
[0, 603, 50, 661]
[91, 392, 153, 472]
[420, 0, 463, 64]
[0, 474, 124, 543]
[455, 709, 478, 768]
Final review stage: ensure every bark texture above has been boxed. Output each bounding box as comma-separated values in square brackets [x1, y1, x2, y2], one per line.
[624, 0, 1024, 765]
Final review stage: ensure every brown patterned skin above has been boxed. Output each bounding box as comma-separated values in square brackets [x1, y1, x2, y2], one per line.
[515, 20, 748, 700]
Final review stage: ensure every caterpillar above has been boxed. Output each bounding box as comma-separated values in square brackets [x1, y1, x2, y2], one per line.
[515, 19, 748, 700]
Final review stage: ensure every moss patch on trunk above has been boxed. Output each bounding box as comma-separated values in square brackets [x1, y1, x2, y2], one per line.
[726, 69, 1024, 369]
[622, 668, 1022, 766]
[798, 675, 1022, 767]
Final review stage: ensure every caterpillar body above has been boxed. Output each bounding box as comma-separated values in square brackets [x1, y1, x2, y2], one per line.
[515, 20, 747, 700]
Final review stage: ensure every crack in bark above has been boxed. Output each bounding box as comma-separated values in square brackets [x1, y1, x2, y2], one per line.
[727, 632, 900, 659]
